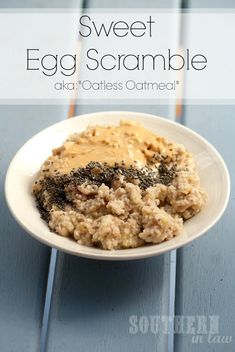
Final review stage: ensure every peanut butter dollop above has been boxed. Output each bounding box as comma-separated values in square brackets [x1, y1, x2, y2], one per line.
[42, 120, 169, 175]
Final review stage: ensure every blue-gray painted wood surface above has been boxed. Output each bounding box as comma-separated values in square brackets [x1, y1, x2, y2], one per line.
[174, 1, 235, 351]
[0, 2, 83, 352]
[174, 108, 235, 351]
[0, 0, 80, 7]
[46, 1, 181, 351]
[0, 105, 69, 351]
[83, 0, 180, 7]
[46, 113, 178, 352]
[185, 0, 235, 7]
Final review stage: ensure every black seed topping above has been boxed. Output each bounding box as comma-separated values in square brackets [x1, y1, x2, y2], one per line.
[33, 161, 175, 222]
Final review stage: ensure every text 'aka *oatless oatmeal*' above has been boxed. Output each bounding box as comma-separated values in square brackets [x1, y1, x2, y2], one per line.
[32, 120, 207, 250]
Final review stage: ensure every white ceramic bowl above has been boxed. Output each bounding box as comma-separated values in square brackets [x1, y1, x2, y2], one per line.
[5, 111, 230, 260]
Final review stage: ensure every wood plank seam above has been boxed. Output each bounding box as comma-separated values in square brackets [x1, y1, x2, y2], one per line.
[40, 2, 87, 350]
[40, 249, 58, 352]
[43, 2, 183, 352]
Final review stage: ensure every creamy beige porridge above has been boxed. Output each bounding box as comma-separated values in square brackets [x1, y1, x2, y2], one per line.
[33, 120, 207, 250]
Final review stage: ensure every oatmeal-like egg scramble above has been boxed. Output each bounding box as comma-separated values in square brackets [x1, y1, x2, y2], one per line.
[33, 120, 207, 250]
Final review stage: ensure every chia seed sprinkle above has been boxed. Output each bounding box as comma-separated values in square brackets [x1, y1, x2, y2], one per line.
[34, 161, 175, 222]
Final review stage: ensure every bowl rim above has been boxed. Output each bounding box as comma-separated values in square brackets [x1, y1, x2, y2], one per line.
[5, 111, 231, 260]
